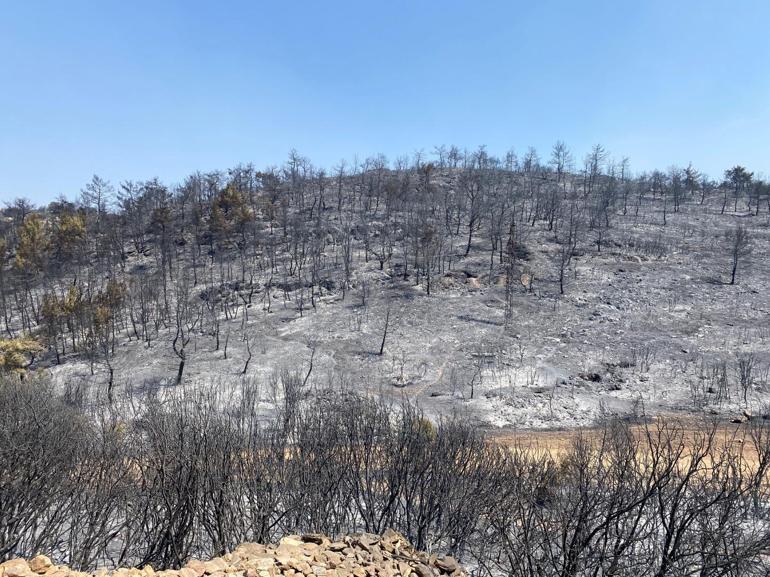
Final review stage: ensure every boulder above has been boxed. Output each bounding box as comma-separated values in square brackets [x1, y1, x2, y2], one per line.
[184, 561, 205, 577]
[433, 557, 459, 573]
[29, 557, 52, 574]
[1, 559, 33, 577]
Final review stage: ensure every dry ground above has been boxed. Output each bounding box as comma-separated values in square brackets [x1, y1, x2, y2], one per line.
[50, 196, 770, 430]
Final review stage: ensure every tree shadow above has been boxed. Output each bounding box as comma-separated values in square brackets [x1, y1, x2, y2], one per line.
[701, 275, 727, 285]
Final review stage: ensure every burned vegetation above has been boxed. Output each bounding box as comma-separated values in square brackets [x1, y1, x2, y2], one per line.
[3, 376, 770, 576]
[1, 146, 768, 427]
[1, 145, 770, 575]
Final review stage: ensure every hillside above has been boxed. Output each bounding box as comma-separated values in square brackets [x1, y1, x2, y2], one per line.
[1, 151, 768, 428]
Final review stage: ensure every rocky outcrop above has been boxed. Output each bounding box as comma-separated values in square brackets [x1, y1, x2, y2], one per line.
[0, 531, 466, 577]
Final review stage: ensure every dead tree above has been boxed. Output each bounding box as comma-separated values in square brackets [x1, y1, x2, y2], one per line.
[379, 305, 390, 356]
[558, 199, 582, 295]
[727, 224, 751, 285]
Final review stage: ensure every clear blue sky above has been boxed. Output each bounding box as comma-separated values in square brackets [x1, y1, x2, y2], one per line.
[1, 0, 769, 204]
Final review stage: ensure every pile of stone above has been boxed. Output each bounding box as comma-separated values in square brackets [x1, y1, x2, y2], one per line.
[0, 530, 466, 577]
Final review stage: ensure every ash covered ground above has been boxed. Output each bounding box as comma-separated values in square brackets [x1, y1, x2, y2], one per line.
[43, 174, 769, 430]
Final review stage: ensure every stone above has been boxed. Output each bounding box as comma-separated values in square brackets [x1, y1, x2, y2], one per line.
[184, 563, 204, 577]
[178, 568, 198, 577]
[202, 559, 227, 575]
[325, 552, 342, 568]
[29, 557, 52, 574]
[410, 565, 434, 577]
[1, 560, 32, 577]
[235, 545, 267, 557]
[433, 557, 458, 573]
[5, 531, 464, 577]
[279, 537, 304, 548]
[302, 534, 327, 546]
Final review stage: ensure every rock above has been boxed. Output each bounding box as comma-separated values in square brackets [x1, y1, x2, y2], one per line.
[2, 559, 32, 577]
[411, 564, 435, 577]
[7, 531, 465, 577]
[354, 534, 380, 552]
[325, 552, 342, 568]
[302, 534, 328, 546]
[235, 544, 267, 557]
[380, 529, 405, 547]
[279, 537, 304, 548]
[29, 557, 52, 574]
[184, 561, 205, 577]
[433, 557, 459, 573]
[202, 559, 227, 575]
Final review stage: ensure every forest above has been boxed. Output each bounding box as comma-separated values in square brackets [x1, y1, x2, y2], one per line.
[0, 144, 767, 427]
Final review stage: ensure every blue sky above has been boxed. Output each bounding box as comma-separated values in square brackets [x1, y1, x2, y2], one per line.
[1, 0, 769, 204]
